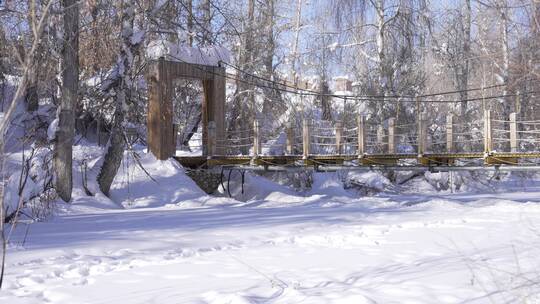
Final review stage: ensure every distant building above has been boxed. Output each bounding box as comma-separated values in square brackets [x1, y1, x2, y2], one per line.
[333, 76, 352, 92]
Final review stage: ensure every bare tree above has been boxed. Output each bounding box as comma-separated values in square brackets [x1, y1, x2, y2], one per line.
[54, 0, 79, 202]
[97, 2, 143, 196]
[0, 0, 54, 289]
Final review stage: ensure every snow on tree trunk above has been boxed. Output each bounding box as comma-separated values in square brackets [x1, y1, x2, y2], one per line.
[54, 0, 79, 202]
[97, 3, 139, 197]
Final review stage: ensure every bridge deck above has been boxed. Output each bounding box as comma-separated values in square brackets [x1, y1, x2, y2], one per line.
[174, 152, 540, 171]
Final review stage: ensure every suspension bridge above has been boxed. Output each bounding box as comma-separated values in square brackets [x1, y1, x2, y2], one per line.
[145, 58, 540, 172]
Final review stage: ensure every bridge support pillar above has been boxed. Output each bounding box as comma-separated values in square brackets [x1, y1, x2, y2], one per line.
[146, 59, 226, 160]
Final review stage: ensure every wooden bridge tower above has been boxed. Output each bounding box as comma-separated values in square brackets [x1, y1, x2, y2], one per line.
[146, 58, 226, 160]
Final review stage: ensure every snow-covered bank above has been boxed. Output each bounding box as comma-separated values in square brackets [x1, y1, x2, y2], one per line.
[3, 147, 540, 303]
[3, 160, 540, 303]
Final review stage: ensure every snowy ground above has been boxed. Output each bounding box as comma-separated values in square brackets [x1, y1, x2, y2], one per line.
[2, 150, 540, 303]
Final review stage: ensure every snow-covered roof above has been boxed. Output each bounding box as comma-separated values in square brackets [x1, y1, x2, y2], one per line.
[333, 75, 350, 81]
[146, 39, 230, 67]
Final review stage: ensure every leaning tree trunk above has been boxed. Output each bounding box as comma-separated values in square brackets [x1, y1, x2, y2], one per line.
[97, 95, 126, 196]
[97, 3, 137, 196]
[54, 0, 79, 202]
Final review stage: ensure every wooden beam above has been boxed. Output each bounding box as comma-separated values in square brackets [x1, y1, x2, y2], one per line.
[202, 66, 226, 156]
[147, 58, 174, 160]
[153, 60, 216, 80]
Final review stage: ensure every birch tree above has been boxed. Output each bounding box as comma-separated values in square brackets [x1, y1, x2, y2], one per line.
[97, 2, 143, 196]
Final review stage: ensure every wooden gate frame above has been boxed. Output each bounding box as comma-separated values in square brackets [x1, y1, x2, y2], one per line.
[146, 58, 226, 160]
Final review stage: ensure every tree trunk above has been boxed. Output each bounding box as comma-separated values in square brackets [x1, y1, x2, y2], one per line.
[459, 0, 471, 115]
[97, 99, 125, 196]
[291, 0, 303, 85]
[54, 0, 79, 202]
[500, 0, 511, 117]
[201, 0, 211, 45]
[261, 0, 283, 117]
[375, 0, 387, 122]
[187, 0, 194, 46]
[458, 0, 471, 151]
[321, 79, 332, 121]
[97, 3, 136, 196]
[231, 0, 255, 145]
[180, 0, 212, 147]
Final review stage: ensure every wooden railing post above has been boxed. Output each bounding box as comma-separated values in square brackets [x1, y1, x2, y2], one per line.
[286, 122, 294, 155]
[418, 115, 428, 155]
[446, 115, 453, 153]
[302, 120, 310, 158]
[207, 121, 216, 157]
[377, 125, 384, 153]
[388, 117, 395, 154]
[357, 116, 365, 156]
[335, 122, 343, 155]
[510, 112, 518, 153]
[253, 119, 260, 157]
[484, 110, 492, 154]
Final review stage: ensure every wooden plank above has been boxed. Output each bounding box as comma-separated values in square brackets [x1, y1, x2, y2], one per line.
[147, 58, 174, 160]
[158, 60, 215, 80]
[361, 157, 398, 166]
[202, 79, 212, 156]
[212, 67, 226, 155]
[202, 67, 226, 156]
